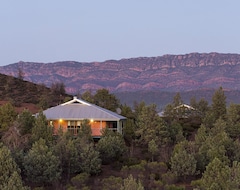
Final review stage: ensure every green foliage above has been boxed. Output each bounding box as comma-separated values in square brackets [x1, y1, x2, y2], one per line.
[120, 174, 144, 190]
[135, 103, 170, 147]
[0, 143, 27, 190]
[54, 134, 80, 178]
[147, 161, 168, 175]
[211, 86, 227, 121]
[195, 120, 232, 171]
[94, 88, 120, 112]
[80, 143, 101, 174]
[161, 171, 177, 185]
[77, 119, 93, 143]
[97, 133, 127, 164]
[31, 111, 53, 144]
[55, 131, 101, 176]
[1, 171, 29, 190]
[226, 103, 240, 139]
[170, 140, 197, 179]
[23, 138, 61, 185]
[101, 176, 123, 190]
[70, 173, 90, 189]
[232, 139, 240, 162]
[172, 92, 183, 107]
[81, 90, 94, 103]
[121, 104, 136, 144]
[0, 102, 17, 133]
[164, 184, 185, 190]
[17, 109, 35, 135]
[193, 159, 240, 190]
[168, 121, 185, 144]
[194, 158, 231, 190]
[190, 97, 209, 117]
[127, 160, 146, 178]
[82, 88, 120, 112]
[148, 139, 158, 162]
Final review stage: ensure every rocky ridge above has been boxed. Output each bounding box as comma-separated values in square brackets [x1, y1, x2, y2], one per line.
[1, 52, 240, 93]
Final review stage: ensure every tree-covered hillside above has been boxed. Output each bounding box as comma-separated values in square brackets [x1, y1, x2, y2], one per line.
[1, 86, 240, 189]
[0, 73, 71, 112]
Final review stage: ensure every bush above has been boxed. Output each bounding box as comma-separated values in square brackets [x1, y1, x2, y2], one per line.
[71, 173, 90, 189]
[101, 176, 122, 190]
[162, 171, 177, 185]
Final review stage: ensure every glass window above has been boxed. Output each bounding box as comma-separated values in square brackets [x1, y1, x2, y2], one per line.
[67, 121, 81, 135]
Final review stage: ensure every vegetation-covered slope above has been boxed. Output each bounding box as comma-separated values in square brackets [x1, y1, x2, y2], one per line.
[0, 73, 71, 112]
[1, 85, 240, 189]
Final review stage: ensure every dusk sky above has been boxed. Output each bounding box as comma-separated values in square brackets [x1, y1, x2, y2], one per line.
[1, 0, 240, 66]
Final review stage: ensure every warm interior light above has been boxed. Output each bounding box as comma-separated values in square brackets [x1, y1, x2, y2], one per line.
[59, 119, 63, 123]
[90, 119, 94, 122]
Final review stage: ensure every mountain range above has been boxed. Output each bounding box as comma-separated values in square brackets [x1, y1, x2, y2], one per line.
[1, 52, 240, 109]
[1, 52, 240, 94]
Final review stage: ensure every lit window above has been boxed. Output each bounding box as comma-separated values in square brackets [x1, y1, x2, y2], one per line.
[67, 121, 81, 135]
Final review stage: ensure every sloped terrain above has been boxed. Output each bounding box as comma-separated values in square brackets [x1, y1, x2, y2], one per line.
[0, 73, 71, 113]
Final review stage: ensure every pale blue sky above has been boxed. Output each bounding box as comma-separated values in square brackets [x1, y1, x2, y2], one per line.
[0, 0, 240, 66]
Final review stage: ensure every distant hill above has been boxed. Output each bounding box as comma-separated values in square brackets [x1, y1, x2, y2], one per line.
[1, 52, 240, 110]
[0, 73, 71, 113]
[1, 73, 240, 112]
[1, 52, 240, 94]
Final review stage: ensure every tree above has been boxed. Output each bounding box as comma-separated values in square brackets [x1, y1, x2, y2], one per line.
[70, 173, 90, 190]
[193, 159, 240, 190]
[53, 134, 80, 180]
[101, 176, 123, 190]
[31, 111, 53, 144]
[195, 98, 209, 117]
[172, 92, 183, 107]
[0, 102, 17, 133]
[97, 133, 127, 164]
[81, 90, 94, 103]
[50, 82, 66, 104]
[163, 93, 185, 120]
[38, 94, 50, 110]
[0, 143, 27, 190]
[170, 140, 197, 180]
[211, 86, 227, 121]
[167, 121, 185, 144]
[17, 109, 35, 135]
[93, 88, 120, 112]
[77, 119, 93, 143]
[205, 119, 231, 163]
[23, 138, 61, 185]
[229, 161, 240, 189]
[226, 103, 240, 139]
[120, 175, 144, 190]
[1, 171, 29, 190]
[194, 158, 230, 190]
[1, 122, 22, 151]
[80, 143, 101, 174]
[195, 119, 232, 172]
[121, 104, 137, 156]
[148, 139, 158, 162]
[135, 104, 170, 148]
[190, 97, 209, 118]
